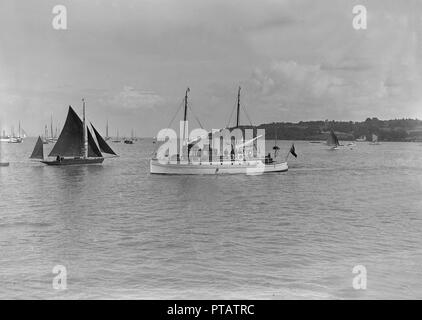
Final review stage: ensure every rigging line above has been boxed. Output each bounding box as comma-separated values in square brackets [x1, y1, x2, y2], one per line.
[187, 103, 204, 129]
[166, 98, 185, 128]
[151, 98, 184, 155]
[226, 101, 237, 128]
[241, 103, 253, 126]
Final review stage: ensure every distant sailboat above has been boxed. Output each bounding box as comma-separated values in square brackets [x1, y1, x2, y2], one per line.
[8, 121, 24, 143]
[0, 137, 9, 165]
[326, 130, 340, 149]
[30, 100, 117, 165]
[48, 115, 58, 143]
[105, 120, 111, 141]
[0, 130, 10, 142]
[124, 129, 135, 144]
[112, 129, 121, 143]
[43, 125, 49, 144]
[369, 133, 380, 145]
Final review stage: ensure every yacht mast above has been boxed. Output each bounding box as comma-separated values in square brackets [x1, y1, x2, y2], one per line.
[82, 98, 88, 158]
[182, 87, 190, 142]
[50, 115, 54, 139]
[236, 86, 241, 128]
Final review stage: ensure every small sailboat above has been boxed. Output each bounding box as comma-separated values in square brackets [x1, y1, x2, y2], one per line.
[0, 141, 9, 166]
[0, 130, 10, 143]
[8, 122, 24, 143]
[369, 133, 380, 145]
[326, 129, 341, 150]
[105, 120, 111, 141]
[30, 136, 45, 160]
[30, 99, 118, 165]
[48, 115, 58, 143]
[42, 125, 49, 144]
[124, 129, 135, 144]
[112, 129, 121, 143]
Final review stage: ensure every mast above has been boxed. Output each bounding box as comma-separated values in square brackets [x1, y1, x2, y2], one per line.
[82, 98, 88, 158]
[50, 115, 54, 139]
[182, 87, 190, 142]
[18, 121, 21, 138]
[106, 120, 109, 139]
[236, 86, 241, 128]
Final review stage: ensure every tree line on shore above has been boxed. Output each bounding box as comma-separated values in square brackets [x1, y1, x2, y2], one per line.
[236, 118, 422, 142]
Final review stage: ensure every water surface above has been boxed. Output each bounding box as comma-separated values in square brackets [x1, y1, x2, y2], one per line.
[0, 139, 421, 299]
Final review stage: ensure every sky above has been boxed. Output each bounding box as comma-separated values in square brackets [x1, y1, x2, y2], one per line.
[1, 0, 422, 137]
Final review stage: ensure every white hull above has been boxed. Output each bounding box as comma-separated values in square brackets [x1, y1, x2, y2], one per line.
[8, 137, 23, 143]
[150, 159, 288, 175]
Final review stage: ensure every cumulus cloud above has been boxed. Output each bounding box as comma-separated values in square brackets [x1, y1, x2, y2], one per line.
[244, 55, 422, 122]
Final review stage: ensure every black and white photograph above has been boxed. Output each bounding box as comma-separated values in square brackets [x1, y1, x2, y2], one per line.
[1, 0, 422, 306]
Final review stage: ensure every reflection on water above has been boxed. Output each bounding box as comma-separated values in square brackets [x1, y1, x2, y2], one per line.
[0, 138, 422, 299]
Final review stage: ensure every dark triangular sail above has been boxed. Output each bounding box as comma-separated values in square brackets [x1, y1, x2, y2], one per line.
[327, 130, 340, 147]
[88, 128, 102, 157]
[49, 106, 84, 157]
[30, 136, 44, 159]
[91, 123, 117, 155]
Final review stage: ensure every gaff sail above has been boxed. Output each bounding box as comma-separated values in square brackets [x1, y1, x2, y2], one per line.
[327, 130, 340, 147]
[30, 136, 44, 159]
[49, 106, 84, 157]
[91, 123, 117, 155]
[88, 127, 102, 158]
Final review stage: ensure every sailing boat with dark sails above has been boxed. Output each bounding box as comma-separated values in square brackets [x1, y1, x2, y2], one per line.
[30, 136, 45, 160]
[30, 100, 117, 165]
[326, 129, 341, 150]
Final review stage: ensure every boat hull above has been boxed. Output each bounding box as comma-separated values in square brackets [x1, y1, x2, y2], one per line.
[8, 138, 23, 144]
[41, 158, 104, 166]
[150, 159, 288, 175]
[0, 162, 9, 167]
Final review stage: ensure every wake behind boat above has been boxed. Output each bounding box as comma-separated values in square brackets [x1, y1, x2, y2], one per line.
[30, 99, 118, 165]
[150, 87, 295, 175]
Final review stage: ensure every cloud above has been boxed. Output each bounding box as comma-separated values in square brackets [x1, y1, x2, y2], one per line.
[108, 86, 165, 110]
[248, 60, 345, 101]
[244, 56, 422, 122]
